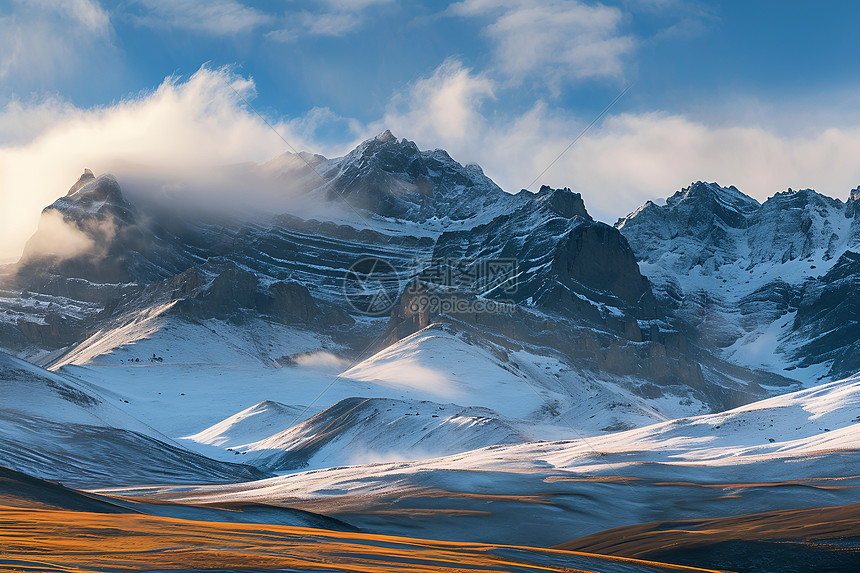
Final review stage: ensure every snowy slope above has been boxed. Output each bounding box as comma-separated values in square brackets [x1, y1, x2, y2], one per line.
[48, 321, 713, 474]
[51, 309, 338, 370]
[106, 372, 860, 546]
[0, 351, 265, 488]
[341, 325, 710, 428]
[189, 397, 529, 471]
[185, 400, 306, 448]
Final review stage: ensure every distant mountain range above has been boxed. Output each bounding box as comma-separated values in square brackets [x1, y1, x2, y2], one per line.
[618, 180, 860, 381]
[3, 131, 860, 572]
[4, 131, 856, 400]
[0, 130, 858, 470]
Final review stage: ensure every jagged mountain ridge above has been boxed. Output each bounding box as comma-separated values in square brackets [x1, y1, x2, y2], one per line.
[322, 129, 521, 222]
[1, 132, 857, 470]
[617, 181, 860, 380]
[2, 132, 668, 363]
[4, 132, 754, 481]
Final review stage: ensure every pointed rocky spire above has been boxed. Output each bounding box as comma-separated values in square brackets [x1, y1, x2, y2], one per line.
[376, 129, 396, 143]
[66, 168, 96, 196]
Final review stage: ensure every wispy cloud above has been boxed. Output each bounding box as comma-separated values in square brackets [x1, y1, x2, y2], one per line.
[21, 210, 100, 262]
[449, 0, 634, 91]
[0, 0, 113, 86]
[319, 0, 393, 9]
[372, 60, 860, 222]
[128, 0, 269, 35]
[381, 59, 495, 143]
[30, 0, 111, 33]
[265, 0, 393, 41]
[0, 66, 329, 260]
[265, 11, 362, 41]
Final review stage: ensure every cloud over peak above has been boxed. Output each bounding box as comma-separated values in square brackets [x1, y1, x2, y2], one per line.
[3, 60, 860, 264]
[0, 66, 313, 259]
[450, 0, 634, 90]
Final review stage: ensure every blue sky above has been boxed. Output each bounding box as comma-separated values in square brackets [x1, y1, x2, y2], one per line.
[6, 1, 858, 128]
[1, 0, 859, 257]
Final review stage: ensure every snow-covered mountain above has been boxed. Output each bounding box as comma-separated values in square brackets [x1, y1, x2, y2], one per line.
[4, 132, 856, 486]
[2, 133, 797, 420]
[320, 129, 521, 223]
[190, 396, 528, 471]
[103, 370, 860, 547]
[0, 350, 266, 487]
[617, 181, 860, 381]
[2, 131, 860, 572]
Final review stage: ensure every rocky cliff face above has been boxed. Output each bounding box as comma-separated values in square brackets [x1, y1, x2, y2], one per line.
[550, 222, 656, 314]
[1, 133, 845, 416]
[323, 130, 519, 222]
[615, 182, 759, 276]
[746, 188, 845, 264]
[847, 187, 860, 246]
[18, 171, 196, 284]
[789, 251, 860, 377]
[618, 181, 860, 380]
[429, 185, 656, 326]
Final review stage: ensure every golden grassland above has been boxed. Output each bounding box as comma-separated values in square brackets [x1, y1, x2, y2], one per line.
[0, 505, 721, 573]
[558, 501, 860, 559]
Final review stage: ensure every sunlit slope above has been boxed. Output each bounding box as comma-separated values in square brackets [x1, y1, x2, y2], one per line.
[0, 506, 721, 573]
[559, 502, 860, 572]
[188, 397, 528, 471]
[0, 351, 265, 488]
[103, 372, 860, 546]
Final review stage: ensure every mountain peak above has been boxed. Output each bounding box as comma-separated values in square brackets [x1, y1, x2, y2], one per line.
[774, 187, 816, 198]
[675, 181, 758, 208]
[849, 186, 860, 202]
[59, 173, 127, 209]
[349, 130, 419, 162]
[535, 185, 591, 220]
[376, 129, 397, 143]
[326, 132, 506, 222]
[66, 168, 96, 196]
[667, 181, 760, 223]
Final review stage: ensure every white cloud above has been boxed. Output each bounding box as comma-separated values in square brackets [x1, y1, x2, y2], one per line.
[4, 60, 860, 263]
[129, 0, 269, 35]
[265, 0, 392, 41]
[381, 59, 495, 143]
[450, 0, 634, 90]
[0, 66, 330, 260]
[0, 96, 84, 146]
[20, 210, 98, 262]
[554, 114, 860, 220]
[0, 0, 114, 86]
[319, 0, 393, 9]
[302, 11, 364, 36]
[371, 60, 860, 224]
[29, 0, 111, 34]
